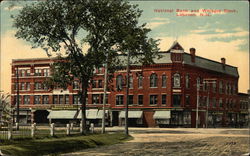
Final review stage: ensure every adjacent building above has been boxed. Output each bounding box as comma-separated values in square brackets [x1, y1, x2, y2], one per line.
[11, 42, 249, 127]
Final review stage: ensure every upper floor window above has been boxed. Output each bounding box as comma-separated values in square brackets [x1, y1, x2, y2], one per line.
[20, 70, 25, 77]
[73, 95, 81, 104]
[42, 95, 49, 104]
[116, 95, 124, 105]
[150, 95, 158, 105]
[129, 76, 133, 89]
[138, 75, 143, 88]
[21, 83, 25, 90]
[128, 95, 133, 105]
[92, 94, 100, 104]
[162, 75, 167, 88]
[162, 94, 167, 105]
[185, 95, 190, 106]
[212, 82, 216, 93]
[116, 75, 123, 91]
[150, 73, 157, 88]
[34, 69, 42, 76]
[23, 95, 30, 104]
[73, 81, 79, 89]
[92, 80, 97, 88]
[98, 80, 103, 88]
[138, 95, 143, 105]
[219, 81, 223, 94]
[185, 74, 190, 89]
[44, 68, 50, 77]
[35, 82, 42, 90]
[26, 82, 30, 90]
[173, 73, 180, 88]
[219, 98, 223, 108]
[34, 95, 41, 104]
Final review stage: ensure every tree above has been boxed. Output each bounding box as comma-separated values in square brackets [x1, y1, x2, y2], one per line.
[13, 0, 160, 134]
[0, 91, 12, 128]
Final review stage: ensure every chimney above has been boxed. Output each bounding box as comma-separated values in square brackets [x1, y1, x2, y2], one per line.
[221, 57, 226, 70]
[190, 48, 196, 63]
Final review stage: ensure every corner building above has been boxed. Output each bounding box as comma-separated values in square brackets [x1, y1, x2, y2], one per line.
[11, 42, 245, 128]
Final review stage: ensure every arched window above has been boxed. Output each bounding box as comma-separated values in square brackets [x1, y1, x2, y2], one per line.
[150, 73, 158, 87]
[162, 75, 167, 87]
[116, 75, 123, 91]
[196, 77, 201, 90]
[173, 73, 180, 87]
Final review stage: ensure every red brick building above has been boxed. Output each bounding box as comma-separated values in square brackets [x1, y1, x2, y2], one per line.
[11, 42, 248, 127]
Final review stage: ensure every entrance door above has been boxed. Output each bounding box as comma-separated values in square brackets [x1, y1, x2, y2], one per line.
[112, 111, 119, 126]
[34, 110, 49, 123]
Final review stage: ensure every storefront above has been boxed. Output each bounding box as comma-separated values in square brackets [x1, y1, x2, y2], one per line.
[119, 111, 143, 127]
[153, 110, 170, 127]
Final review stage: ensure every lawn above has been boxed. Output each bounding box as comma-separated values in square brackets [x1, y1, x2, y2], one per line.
[0, 133, 132, 156]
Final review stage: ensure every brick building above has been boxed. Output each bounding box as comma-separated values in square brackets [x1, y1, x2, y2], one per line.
[11, 42, 248, 127]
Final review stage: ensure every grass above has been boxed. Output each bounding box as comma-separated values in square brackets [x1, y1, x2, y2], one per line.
[0, 133, 132, 156]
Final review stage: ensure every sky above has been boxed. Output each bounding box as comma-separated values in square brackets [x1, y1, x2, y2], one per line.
[0, 1, 249, 94]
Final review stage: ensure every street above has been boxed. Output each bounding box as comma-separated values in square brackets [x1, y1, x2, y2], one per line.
[61, 127, 249, 156]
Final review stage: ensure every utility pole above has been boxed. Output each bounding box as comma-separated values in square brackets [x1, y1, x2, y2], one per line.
[16, 66, 20, 130]
[101, 53, 108, 134]
[125, 51, 130, 136]
[206, 91, 209, 128]
[196, 83, 200, 128]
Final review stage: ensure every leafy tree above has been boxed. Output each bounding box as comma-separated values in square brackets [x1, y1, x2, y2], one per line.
[0, 91, 12, 127]
[13, 0, 160, 134]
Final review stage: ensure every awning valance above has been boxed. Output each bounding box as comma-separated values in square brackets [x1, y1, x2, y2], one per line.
[77, 109, 104, 119]
[47, 110, 77, 119]
[153, 111, 171, 119]
[119, 111, 143, 118]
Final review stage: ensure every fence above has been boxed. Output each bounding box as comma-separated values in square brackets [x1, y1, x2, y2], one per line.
[0, 123, 95, 140]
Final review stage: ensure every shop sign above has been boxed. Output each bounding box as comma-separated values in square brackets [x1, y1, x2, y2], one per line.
[51, 105, 78, 110]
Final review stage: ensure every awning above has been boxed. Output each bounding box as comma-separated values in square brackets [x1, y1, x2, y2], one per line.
[119, 111, 143, 118]
[47, 110, 77, 119]
[153, 111, 171, 119]
[96, 110, 109, 119]
[77, 109, 99, 119]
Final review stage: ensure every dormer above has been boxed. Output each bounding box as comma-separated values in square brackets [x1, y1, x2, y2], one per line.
[167, 41, 184, 53]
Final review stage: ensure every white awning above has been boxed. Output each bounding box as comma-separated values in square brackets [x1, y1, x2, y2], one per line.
[96, 110, 109, 119]
[119, 111, 143, 118]
[47, 110, 77, 119]
[77, 109, 99, 119]
[153, 111, 171, 119]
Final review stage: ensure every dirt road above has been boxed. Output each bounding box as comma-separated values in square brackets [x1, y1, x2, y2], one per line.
[61, 128, 249, 156]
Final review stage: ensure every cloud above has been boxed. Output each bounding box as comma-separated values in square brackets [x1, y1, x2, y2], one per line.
[4, 6, 23, 11]
[146, 17, 170, 29]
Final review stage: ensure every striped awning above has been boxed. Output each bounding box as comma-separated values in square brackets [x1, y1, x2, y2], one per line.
[119, 111, 143, 118]
[47, 110, 77, 119]
[153, 111, 171, 119]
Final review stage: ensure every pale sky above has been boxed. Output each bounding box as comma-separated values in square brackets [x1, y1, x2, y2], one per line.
[0, 1, 249, 94]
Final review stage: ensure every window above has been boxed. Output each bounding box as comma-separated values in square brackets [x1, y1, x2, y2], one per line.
[128, 95, 133, 105]
[116, 95, 124, 105]
[162, 94, 167, 105]
[73, 81, 79, 89]
[138, 75, 143, 88]
[162, 75, 167, 87]
[65, 95, 69, 104]
[92, 94, 100, 104]
[185, 74, 190, 89]
[34, 69, 42, 76]
[213, 98, 217, 108]
[229, 84, 232, 95]
[150, 95, 158, 105]
[98, 80, 103, 88]
[92, 80, 97, 88]
[219, 81, 223, 93]
[97, 67, 102, 74]
[53, 95, 58, 104]
[101, 94, 108, 104]
[20, 70, 25, 77]
[173, 73, 180, 87]
[26, 69, 30, 76]
[129, 76, 133, 88]
[138, 95, 143, 105]
[116, 75, 123, 91]
[73, 95, 81, 104]
[14, 83, 18, 90]
[44, 68, 50, 77]
[42, 95, 49, 104]
[26, 82, 30, 90]
[219, 98, 223, 108]
[212, 82, 216, 93]
[185, 95, 190, 106]
[35, 82, 42, 90]
[197, 77, 201, 90]
[21, 83, 25, 90]
[23, 95, 30, 104]
[150, 73, 157, 87]
[225, 83, 228, 94]
[59, 95, 64, 104]
[173, 95, 181, 107]
[34, 95, 41, 104]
